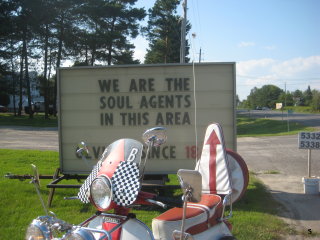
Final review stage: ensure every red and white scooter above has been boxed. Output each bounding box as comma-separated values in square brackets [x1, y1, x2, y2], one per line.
[26, 123, 248, 240]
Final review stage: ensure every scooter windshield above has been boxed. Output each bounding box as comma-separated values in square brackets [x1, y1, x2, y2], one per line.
[78, 139, 144, 206]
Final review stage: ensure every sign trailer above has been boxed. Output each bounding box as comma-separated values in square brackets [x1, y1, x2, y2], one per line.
[58, 63, 236, 174]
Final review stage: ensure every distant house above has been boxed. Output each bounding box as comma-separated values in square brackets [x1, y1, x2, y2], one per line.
[7, 72, 44, 111]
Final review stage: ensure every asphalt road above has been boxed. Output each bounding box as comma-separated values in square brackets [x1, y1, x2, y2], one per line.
[0, 126, 58, 151]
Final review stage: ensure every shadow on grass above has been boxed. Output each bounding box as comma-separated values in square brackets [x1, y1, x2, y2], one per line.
[235, 179, 279, 214]
[0, 113, 58, 127]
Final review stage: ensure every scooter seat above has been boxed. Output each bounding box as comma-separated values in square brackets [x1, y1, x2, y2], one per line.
[152, 194, 223, 239]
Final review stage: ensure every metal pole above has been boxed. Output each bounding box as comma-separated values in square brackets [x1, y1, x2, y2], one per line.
[284, 82, 287, 108]
[308, 149, 311, 178]
[287, 110, 290, 132]
[180, 0, 187, 63]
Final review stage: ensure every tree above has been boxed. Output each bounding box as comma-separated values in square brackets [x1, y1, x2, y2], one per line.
[292, 89, 304, 106]
[311, 90, 320, 112]
[278, 91, 293, 106]
[246, 85, 283, 109]
[144, 0, 190, 63]
[303, 85, 313, 106]
[0, 0, 147, 118]
[236, 94, 240, 107]
[71, 0, 145, 66]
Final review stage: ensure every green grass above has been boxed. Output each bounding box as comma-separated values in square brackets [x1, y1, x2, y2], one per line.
[283, 106, 319, 114]
[230, 174, 294, 239]
[0, 113, 58, 127]
[237, 117, 315, 137]
[0, 149, 293, 240]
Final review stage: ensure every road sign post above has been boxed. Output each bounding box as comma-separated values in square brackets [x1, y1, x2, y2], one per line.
[299, 131, 320, 194]
[298, 131, 320, 178]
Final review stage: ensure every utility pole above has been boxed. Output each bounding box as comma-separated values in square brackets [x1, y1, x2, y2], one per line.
[180, 0, 187, 63]
[199, 48, 202, 63]
[284, 82, 287, 107]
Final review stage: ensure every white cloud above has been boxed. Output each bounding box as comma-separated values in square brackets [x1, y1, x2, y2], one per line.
[236, 56, 320, 100]
[237, 58, 275, 76]
[271, 56, 320, 77]
[238, 41, 256, 48]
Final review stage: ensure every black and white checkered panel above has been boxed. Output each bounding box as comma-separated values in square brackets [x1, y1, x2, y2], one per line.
[111, 161, 140, 206]
[78, 160, 103, 203]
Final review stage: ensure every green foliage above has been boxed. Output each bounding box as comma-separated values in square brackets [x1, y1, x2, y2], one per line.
[0, 0, 148, 117]
[144, 0, 190, 64]
[311, 90, 320, 111]
[304, 85, 313, 106]
[278, 91, 293, 106]
[247, 85, 283, 109]
[242, 85, 320, 111]
[72, 0, 146, 65]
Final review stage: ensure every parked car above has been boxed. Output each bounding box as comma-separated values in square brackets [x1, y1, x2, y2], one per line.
[0, 105, 8, 112]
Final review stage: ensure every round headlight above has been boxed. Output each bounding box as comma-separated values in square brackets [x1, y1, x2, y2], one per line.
[90, 175, 113, 210]
[64, 228, 95, 240]
[25, 219, 51, 240]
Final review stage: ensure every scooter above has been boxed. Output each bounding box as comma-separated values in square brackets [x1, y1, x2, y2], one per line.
[25, 123, 248, 240]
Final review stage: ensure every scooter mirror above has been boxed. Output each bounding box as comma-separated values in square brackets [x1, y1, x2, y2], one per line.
[177, 169, 202, 203]
[142, 127, 167, 147]
[77, 141, 90, 158]
[31, 164, 40, 188]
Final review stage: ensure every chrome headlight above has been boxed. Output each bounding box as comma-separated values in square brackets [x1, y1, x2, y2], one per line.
[25, 219, 51, 240]
[90, 175, 113, 210]
[64, 228, 95, 240]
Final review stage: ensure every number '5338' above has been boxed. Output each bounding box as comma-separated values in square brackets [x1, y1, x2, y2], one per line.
[299, 132, 320, 150]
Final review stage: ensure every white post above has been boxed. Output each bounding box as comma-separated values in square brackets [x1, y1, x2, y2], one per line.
[308, 149, 311, 178]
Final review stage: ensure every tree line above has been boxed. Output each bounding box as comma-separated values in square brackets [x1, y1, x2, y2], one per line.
[0, 0, 189, 118]
[239, 85, 320, 112]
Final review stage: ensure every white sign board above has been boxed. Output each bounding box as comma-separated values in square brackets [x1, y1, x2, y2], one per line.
[276, 103, 283, 110]
[298, 132, 320, 149]
[58, 63, 236, 174]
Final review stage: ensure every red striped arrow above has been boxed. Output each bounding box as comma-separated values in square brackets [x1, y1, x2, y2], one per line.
[206, 130, 221, 193]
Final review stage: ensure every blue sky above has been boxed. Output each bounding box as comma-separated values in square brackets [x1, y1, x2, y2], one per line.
[133, 0, 320, 100]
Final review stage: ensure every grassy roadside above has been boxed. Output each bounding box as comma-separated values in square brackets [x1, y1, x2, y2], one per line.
[237, 117, 315, 137]
[282, 106, 319, 114]
[0, 149, 293, 240]
[0, 113, 58, 127]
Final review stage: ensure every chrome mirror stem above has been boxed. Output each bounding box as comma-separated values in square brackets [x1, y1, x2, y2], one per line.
[31, 175, 49, 215]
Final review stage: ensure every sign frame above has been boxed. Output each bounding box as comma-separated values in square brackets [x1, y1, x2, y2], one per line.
[57, 63, 236, 174]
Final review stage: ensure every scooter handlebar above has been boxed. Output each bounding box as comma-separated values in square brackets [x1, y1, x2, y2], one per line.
[136, 191, 183, 208]
[153, 196, 183, 208]
[145, 199, 167, 209]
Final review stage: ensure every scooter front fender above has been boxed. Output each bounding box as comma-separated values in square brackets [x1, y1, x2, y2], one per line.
[192, 222, 233, 240]
[87, 215, 154, 240]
